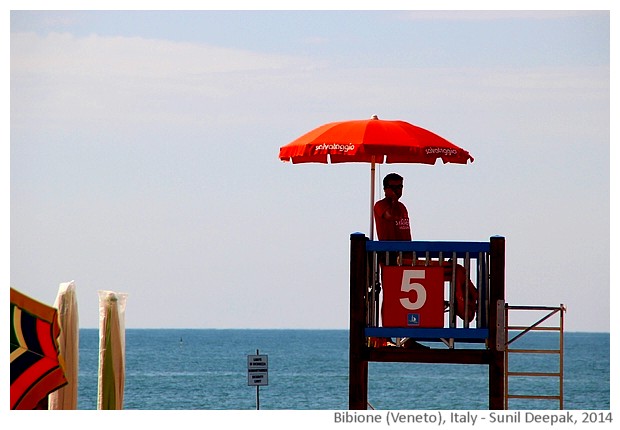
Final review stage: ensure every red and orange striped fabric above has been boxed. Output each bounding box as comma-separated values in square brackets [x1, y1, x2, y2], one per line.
[10, 288, 68, 410]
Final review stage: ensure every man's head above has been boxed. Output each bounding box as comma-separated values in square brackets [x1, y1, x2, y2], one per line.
[383, 173, 404, 201]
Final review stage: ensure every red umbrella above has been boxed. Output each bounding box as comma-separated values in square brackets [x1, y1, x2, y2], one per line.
[279, 115, 474, 238]
[10, 288, 68, 409]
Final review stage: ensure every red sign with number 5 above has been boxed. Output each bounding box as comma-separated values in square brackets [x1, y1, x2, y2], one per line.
[381, 266, 445, 328]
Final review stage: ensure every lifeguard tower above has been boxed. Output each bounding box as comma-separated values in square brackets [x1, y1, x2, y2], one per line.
[349, 233, 566, 410]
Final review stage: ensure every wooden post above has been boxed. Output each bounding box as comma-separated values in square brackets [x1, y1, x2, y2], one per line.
[488, 236, 506, 409]
[349, 233, 368, 409]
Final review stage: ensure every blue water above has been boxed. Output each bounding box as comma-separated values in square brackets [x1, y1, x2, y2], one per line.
[76, 329, 609, 410]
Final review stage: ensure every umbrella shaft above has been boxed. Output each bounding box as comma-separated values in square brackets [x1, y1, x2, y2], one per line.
[370, 157, 376, 240]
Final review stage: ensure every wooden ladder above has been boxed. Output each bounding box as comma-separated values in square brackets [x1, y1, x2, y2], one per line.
[503, 304, 566, 409]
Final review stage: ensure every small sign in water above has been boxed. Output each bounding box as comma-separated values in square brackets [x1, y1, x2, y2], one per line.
[247, 354, 268, 386]
[248, 350, 268, 410]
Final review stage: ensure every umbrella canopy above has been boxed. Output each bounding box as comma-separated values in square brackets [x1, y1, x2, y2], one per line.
[97, 290, 128, 410]
[48, 281, 79, 410]
[10, 288, 68, 410]
[279, 115, 474, 238]
[279, 115, 473, 165]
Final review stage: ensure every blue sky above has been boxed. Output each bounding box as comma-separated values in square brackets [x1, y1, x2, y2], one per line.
[7, 5, 613, 332]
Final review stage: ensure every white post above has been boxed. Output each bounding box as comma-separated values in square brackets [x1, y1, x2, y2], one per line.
[370, 156, 376, 240]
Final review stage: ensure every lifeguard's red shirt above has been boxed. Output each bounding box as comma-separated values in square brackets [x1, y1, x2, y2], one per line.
[373, 198, 412, 241]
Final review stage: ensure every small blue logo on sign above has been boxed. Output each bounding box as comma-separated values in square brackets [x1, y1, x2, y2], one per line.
[407, 313, 420, 326]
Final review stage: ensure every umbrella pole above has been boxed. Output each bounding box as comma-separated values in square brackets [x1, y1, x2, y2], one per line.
[370, 156, 376, 240]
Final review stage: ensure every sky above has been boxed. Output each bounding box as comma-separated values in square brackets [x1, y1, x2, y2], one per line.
[6, 3, 614, 333]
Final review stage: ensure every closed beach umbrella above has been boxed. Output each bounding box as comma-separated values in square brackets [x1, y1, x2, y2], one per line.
[279, 115, 474, 238]
[10, 288, 68, 409]
[49, 281, 79, 410]
[97, 290, 128, 410]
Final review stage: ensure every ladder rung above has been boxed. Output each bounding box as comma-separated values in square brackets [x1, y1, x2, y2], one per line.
[507, 394, 561, 401]
[505, 305, 563, 311]
[507, 371, 561, 377]
[507, 348, 560, 354]
[507, 325, 560, 331]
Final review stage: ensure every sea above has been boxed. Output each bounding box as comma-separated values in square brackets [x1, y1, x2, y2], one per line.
[73, 329, 610, 411]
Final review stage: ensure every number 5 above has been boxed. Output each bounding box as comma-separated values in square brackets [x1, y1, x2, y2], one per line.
[399, 269, 427, 310]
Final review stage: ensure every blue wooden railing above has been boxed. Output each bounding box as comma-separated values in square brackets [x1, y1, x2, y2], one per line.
[363, 238, 494, 344]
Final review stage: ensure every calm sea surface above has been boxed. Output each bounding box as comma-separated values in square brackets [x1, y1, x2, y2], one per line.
[76, 329, 609, 410]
